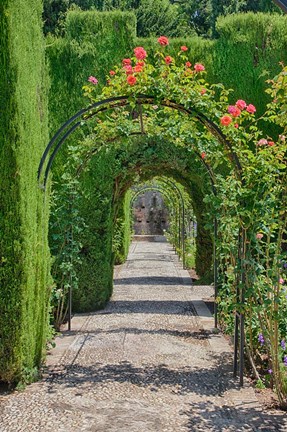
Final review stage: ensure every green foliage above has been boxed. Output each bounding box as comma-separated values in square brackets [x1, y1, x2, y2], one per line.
[0, 0, 51, 383]
[212, 13, 287, 119]
[113, 191, 132, 264]
[49, 146, 86, 329]
[177, 0, 281, 38]
[135, 0, 190, 38]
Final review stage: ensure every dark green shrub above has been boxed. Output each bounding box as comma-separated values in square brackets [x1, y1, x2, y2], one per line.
[0, 0, 50, 383]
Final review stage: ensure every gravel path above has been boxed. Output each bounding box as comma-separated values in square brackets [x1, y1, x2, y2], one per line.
[0, 238, 286, 431]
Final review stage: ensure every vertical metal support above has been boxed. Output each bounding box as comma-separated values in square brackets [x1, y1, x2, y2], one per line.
[233, 230, 241, 378]
[68, 285, 72, 331]
[239, 312, 245, 386]
[178, 205, 181, 250]
[233, 312, 239, 377]
[239, 228, 246, 386]
[182, 201, 185, 269]
[214, 217, 218, 328]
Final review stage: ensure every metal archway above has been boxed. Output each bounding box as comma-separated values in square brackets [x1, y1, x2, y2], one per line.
[39, 95, 246, 386]
[273, 0, 287, 12]
[38, 95, 242, 188]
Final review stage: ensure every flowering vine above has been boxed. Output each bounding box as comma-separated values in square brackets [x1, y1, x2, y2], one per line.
[83, 39, 287, 406]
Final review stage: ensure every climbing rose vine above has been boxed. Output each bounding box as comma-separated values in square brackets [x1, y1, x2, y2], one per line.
[83, 41, 287, 407]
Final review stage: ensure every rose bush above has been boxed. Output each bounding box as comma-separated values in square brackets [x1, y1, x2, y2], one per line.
[83, 40, 287, 405]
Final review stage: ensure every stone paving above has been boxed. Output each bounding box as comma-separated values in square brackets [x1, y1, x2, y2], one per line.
[0, 238, 287, 431]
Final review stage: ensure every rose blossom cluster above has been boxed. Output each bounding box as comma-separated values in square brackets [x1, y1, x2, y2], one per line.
[220, 99, 256, 127]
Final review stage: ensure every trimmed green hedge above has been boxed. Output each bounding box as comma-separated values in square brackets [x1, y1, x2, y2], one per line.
[71, 135, 212, 312]
[0, 0, 50, 383]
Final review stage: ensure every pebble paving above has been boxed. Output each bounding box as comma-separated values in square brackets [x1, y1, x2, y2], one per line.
[0, 238, 287, 431]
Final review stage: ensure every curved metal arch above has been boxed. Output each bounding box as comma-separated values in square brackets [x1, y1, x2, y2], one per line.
[38, 95, 243, 188]
[40, 95, 245, 384]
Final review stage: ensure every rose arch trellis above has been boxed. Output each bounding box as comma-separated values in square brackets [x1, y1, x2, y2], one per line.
[38, 93, 248, 385]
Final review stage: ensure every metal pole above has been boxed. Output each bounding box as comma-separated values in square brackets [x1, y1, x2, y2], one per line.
[214, 217, 218, 328]
[239, 228, 246, 386]
[182, 203, 185, 269]
[233, 229, 241, 378]
[68, 285, 72, 331]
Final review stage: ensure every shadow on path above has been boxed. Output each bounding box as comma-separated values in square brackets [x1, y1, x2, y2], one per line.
[114, 276, 192, 286]
[46, 352, 234, 397]
[102, 300, 197, 315]
[183, 401, 286, 431]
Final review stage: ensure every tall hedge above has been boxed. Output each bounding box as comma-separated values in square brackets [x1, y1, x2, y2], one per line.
[0, 0, 50, 383]
[47, 10, 136, 136]
[47, 11, 137, 312]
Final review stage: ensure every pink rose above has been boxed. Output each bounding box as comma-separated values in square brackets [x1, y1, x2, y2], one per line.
[194, 63, 205, 72]
[236, 99, 247, 110]
[134, 47, 147, 60]
[256, 233, 263, 240]
[124, 65, 133, 75]
[228, 105, 241, 117]
[185, 61, 192, 68]
[88, 76, 98, 84]
[158, 36, 169, 46]
[122, 58, 131, 66]
[201, 152, 206, 159]
[181, 46, 188, 51]
[257, 139, 268, 146]
[246, 104, 256, 114]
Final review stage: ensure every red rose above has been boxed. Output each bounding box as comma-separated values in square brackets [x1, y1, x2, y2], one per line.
[134, 47, 147, 60]
[165, 56, 172, 65]
[158, 36, 169, 46]
[181, 45, 188, 51]
[268, 141, 275, 146]
[234, 123, 239, 129]
[200, 88, 206, 95]
[122, 58, 131, 66]
[127, 75, 137, 86]
[246, 104, 256, 114]
[201, 152, 206, 159]
[109, 70, 116, 76]
[185, 61, 192, 68]
[220, 115, 232, 126]
[136, 61, 145, 67]
[236, 99, 247, 110]
[133, 64, 143, 73]
[194, 63, 205, 72]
